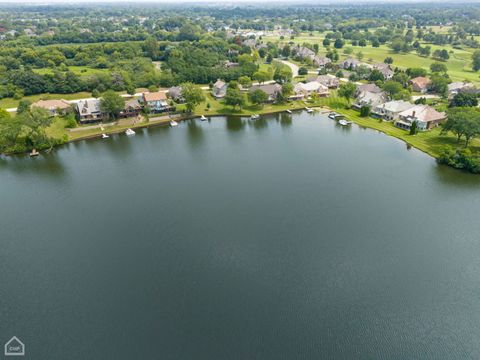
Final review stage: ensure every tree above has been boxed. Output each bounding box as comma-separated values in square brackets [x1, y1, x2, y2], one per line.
[17, 99, 31, 114]
[224, 86, 245, 109]
[429, 75, 450, 98]
[248, 89, 268, 106]
[338, 82, 356, 105]
[253, 71, 271, 84]
[384, 57, 394, 64]
[369, 69, 385, 82]
[333, 38, 344, 49]
[273, 66, 292, 84]
[360, 105, 371, 117]
[100, 90, 125, 120]
[450, 92, 478, 108]
[407, 68, 427, 78]
[238, 76, 252, 88]
[323, 38, 330, 47]
[430, 62, 448, 74]
[409, 120, 418, 135]
[382, 81, 403, 99]
[444, 107, 480, 146]
[281, 82, 294, 100]
[181, 82, 205, 113]
[473, 50, 480, 72]
[298, 67, 308, 76]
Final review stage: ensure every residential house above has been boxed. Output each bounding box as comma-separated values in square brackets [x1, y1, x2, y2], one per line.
[32, 99, 71, 116]
[373, 63, 394, 80]
[168, 86, 185, 103]
[342, 58, 361, 70]
[353, 91, 387, 110]
[372, 100, 415, 121]
[212, 79, 228, 99]
[76, 99, 106, 123]
[409, 77, 431, 93]
[313, 56, 331, 68]
[356, 83, 383, 95]
[243, 39, 257, 48]
[447, 82, 476, 97]
[249, 83, 283, 103]
[24, 28, 37, 37]
[314, 74, 340, 89]
[293, 46, 315, 60]
[119, 99, 143, 118]
[293, 81, 329, 99]
[395, 105, 446, 131]
[142, 91, 172, 113]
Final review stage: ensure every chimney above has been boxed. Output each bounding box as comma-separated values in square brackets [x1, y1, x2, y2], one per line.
[412, 111, 416, 118]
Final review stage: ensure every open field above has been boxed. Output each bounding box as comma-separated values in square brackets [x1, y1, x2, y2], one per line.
[33, 66, 109, 76]
[266, 31, 480, 85]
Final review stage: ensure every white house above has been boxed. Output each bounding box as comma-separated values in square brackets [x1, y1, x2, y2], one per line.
[372, 100, 415, 121]
[396, 105, 446, 131]
[293, 81, 329, 99]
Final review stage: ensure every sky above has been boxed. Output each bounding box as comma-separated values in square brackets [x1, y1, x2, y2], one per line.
[0, 0, 473, 3]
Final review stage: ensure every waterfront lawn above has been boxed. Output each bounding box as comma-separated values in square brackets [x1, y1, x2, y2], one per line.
[317, 96, 480, 158]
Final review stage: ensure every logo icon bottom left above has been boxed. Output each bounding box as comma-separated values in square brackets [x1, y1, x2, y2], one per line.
[4, 336, 25, 356]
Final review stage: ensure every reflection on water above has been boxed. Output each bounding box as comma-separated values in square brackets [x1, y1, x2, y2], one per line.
[225, 117, 246, 132]
[0, 152, 67, 179]
[186, 120, 205, 149]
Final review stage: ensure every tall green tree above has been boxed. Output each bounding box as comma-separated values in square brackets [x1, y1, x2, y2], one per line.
[181, 82, 205, 113]
[100, 90, 125, 119]
[473, 50, 480, 72]
[338, 82, 357, 105]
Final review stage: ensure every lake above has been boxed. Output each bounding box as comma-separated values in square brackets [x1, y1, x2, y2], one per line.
[1, 112, 480, 359]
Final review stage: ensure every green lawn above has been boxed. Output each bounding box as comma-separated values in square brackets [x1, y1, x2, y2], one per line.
[317, 96, 480, 158]
[0, 92, 94, 109]
[33, 66, 109, 76]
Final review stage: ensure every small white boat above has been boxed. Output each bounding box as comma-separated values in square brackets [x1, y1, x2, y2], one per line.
[200, 115, 207, 121]
[250, 114, 260, 120]
[286, 109, 292, 114]
[125, 128, 136, 136]
[305, 107, 314, 113]
[29, 149, 39, 157]
[101, 133, 109, 139]
[170, 120, 178, 127]
[339, 119, 352, 126]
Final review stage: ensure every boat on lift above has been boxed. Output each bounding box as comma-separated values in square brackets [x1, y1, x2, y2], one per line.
[170, 120, 178, 127]
[305, 107, 314, 113]
[339, 119, 352, 126]
[200, 115, 207, 121]
[125, 128, 136, 136]
[29, 149, 39, 157]
[250, 114, 260, 120]
[286, 109, 292, 114]
[101, 133, 110, 139]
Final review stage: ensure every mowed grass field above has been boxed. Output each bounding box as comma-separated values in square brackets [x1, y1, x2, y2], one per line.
[264, 31, 480, 85]
[33, 66, 109, 76]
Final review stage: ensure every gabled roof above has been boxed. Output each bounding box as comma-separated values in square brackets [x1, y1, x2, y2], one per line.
[143, 91, 167, 102]
[375, 100, 415, 113]
[295, 81, 328, 92]
[399, 105, 446, 123]
[213, 79, 226, 89]
[76, 99, 102, 115]
[250, 83, 282, 96]
[357, 83, 382, 94]
[410, 76, 431, 88]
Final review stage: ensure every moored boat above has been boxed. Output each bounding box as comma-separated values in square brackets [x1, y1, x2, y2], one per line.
[286, 109, 292, 114]
[200, 115, 207, 121]
[170, 120, 178, 127]
[29, 149, 39, 157]
[101, 133, 110, 139]
[125, 128, 136, 136]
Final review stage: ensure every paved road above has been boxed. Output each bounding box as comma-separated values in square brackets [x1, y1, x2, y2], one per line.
[277, 59, 299, 77]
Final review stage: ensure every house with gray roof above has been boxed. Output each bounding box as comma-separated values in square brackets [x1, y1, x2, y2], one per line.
[372, 100, 415, 121]
[76, 99, 106, 123]
[249, 83, 283, 103]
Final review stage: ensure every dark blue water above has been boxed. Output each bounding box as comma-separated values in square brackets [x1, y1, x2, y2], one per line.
[1, 113, 480, 359]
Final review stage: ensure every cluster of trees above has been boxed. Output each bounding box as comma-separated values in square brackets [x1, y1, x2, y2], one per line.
[0, 107, 64, 154]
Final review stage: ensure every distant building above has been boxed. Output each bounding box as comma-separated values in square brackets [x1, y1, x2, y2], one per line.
[356, 83, 383, 95]
[395, 105, 446, 131]
[342, 58, 361, 70]
[313, 56, 331, 68]
[168, 86, 185, 103]
[32, 99, 71, 116]
[311, 74, 339, 89]
[448, 82, 476, 97]
[409, 77, 431, 93]
[249, 83, 283, 103]
[353, 91, 387, 110]
[373, 63, 394, 80]
[76, 99, 106, 123]
[212, 79, 228, 99]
